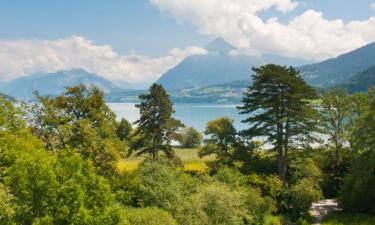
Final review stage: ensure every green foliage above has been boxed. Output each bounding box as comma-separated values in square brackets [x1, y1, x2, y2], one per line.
[117, 118, 133, 141]
[4, 149, 57, 224]
[125, 207, 177, 225]
[200, 117, 246, 165]
[238, 64, 320, 180]
[30, 84, 125, 175]
[292, 178, 322, 215]
[288, 157, 322, 185]
[339, 150, 375, 213]
[263, 215, 283, 225]
[133, 159, 184, 213]
[322, 212, 375, 225]
[180, 182, 249, 225]
[178, 127, 203, 148]
[133, 84, 183, 159]
[350, 87, 375, 151]
[0, 184, 15, 225]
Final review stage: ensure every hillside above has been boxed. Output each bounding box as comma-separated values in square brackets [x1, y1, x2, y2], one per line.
[0, 69, 121, 100]
[300, 42, 375, 87]
[157, 38, 311, 91]
[170, 79, 250, 103]
[336, 66, 375, 93]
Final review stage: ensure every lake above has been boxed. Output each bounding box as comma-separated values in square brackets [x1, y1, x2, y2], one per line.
[107, 103, 248, 132]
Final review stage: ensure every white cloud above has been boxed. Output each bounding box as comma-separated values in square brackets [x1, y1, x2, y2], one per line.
[0, 36, 207, 82]
[371, 2, 375, 10]
[150, 0, 375, 60]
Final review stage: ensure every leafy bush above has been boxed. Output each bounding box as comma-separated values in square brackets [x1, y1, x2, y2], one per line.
[263, 215, 283, 225]
[292, 178, 322, 215]
[126, 207, 177, 225]
[178, 182, 249, 225]
[0, 184, 15, 225]
[339, 150, 375, 213]
[134, 160, 184, 214]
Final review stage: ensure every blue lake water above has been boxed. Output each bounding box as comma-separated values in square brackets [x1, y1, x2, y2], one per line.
[107, 103, 248, 132]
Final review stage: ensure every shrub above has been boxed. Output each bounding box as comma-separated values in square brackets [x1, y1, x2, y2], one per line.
[178, 182, 249, 225]
[0, 184, 15, 225]
[292, 178, 322, 215]
[126, 207, 177, 225]
[263, 215, 283, 225]
[134, 160, 184, 214]
[339, 150, 375, 213]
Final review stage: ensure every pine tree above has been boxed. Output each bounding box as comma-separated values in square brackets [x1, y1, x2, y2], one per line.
[238, 64, 320, 181]
[134, 84, 183, 159]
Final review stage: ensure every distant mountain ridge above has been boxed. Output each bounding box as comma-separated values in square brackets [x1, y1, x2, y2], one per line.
[336, 66, 375, 93]
[0, 69, 121, 100]
[300, 42, 375, 87]
[157, 38, 312, 91]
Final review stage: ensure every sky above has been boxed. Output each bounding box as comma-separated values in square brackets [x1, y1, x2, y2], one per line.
[0, 0, 375, 85]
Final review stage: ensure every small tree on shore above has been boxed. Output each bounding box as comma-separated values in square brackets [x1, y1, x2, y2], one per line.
[133, 84, 183, 159]
[178, 127, 203, 148]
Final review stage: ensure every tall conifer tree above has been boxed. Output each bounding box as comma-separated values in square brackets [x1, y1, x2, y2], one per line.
[134, 84, 182, 159]
[238, 64, 320, 181]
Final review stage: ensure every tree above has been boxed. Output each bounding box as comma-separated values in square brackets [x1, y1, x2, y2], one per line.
[133, 84, 183, 159]
[30, 84, 125, 175]
[178, 127, 203, 148]
[349, 87, 375, 151]
[199, 117, 237, 163]
[238, 64, 320, 181]
[321, 89, 352, 196]
[321, 89, 351, 165]
[117, 118, 133, 141]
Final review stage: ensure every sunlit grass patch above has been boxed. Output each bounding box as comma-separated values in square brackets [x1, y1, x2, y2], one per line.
[116, 148, 214, 175]
[174, 148, 216, 162]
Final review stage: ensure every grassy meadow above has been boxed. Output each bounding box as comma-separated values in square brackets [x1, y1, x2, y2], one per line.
[116, 148, 215, 174]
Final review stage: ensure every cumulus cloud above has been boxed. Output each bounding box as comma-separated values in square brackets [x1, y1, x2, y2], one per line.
[150, 0, 375, 60]
[0, 36, 207, 82]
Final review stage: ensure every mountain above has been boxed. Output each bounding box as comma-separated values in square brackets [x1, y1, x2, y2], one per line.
[157, 38, 312, 91]
[204, 37, 236, 54]
[336, 66, 375, 93]
[0, 69, 121, 100]
[300, 42, 375, 87]
[0, 92, 15, 101]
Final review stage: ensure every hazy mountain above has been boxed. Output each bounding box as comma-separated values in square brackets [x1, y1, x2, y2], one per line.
[157, 38, 312, 91]
[336, 66, 375, 93]
[204, 37, 236, 54]
[300, 42, 375, 87]
[0, 69, 121, 100]
[0, 92, 15, 101]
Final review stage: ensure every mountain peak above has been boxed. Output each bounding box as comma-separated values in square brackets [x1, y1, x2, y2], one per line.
[204, 37, 236, 54]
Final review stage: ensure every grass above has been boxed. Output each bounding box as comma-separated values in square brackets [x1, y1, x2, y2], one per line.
[116, 147, 215, 175]
[321, 212, 375, 225]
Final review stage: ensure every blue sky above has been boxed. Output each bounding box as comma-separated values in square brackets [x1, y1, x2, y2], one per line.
[0, 0, 375, 83]
[1, 0, 374, 56]
[0, 0, 210, 56]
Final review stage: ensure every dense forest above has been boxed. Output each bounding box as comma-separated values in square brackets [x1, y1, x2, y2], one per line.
[0, 64, 374, 225]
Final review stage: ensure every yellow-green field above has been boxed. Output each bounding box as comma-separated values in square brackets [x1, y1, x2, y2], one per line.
[116, 148, 215, 174]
